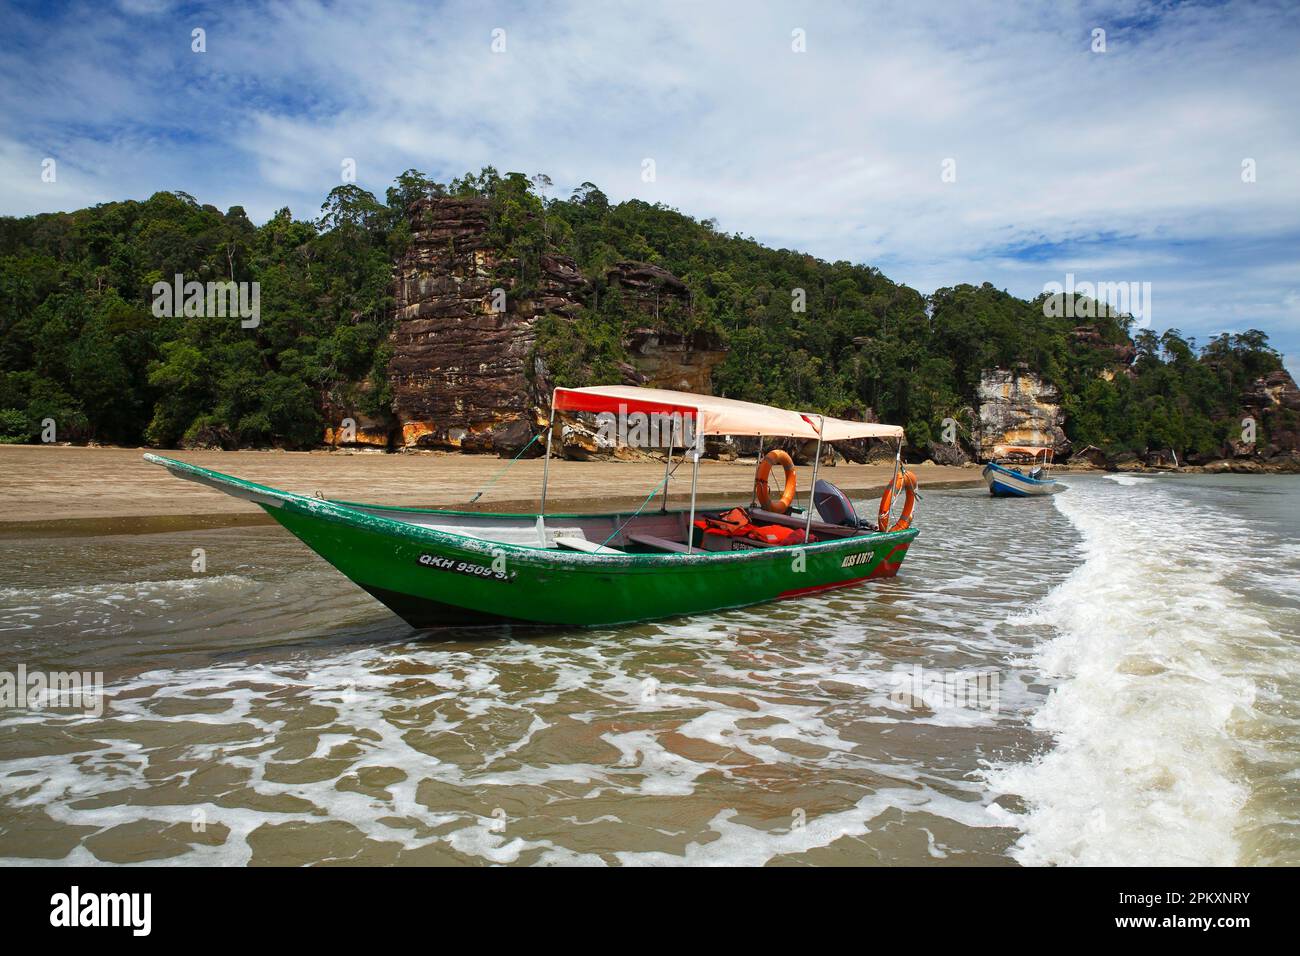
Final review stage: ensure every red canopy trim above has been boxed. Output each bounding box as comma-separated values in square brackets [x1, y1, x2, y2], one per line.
[549, 385, 905, 439]
[552, 388, 698, 421]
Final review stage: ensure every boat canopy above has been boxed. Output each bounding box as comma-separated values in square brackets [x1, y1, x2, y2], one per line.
[552, 386, 904, 440]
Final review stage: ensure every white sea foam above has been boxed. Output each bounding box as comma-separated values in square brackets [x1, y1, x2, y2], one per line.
[1102, 474, 1150, 486]
[0, 619, 1018, 865]
[0, 486, 1083, 865]
[0, 575, 254, 603]
[987, 478, 1278, 865]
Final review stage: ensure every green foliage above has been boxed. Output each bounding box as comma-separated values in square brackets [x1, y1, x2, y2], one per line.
[533, 308, 628, 388]
[0, 169, 1287, 457]
[0, 408, 29, 443]
[0, 185, 405, 449]
[0, 369, 85, 441]
[1055, 328, 1285, 454]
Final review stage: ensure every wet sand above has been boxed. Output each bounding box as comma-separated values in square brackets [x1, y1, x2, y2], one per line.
[0, 444, 983, 531]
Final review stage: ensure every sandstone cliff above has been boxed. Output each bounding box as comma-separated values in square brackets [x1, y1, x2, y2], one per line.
[975, 367, 1068, 460]
[379, 198, 581, 451]
[623, 328, 727, 393]
[326, 198, 729, 454]
[1239, 367, 1300, 461]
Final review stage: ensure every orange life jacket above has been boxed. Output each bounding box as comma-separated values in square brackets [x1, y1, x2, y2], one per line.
[693, 507, 753, 537]
[745, 524, 815, 546]
[692, 508, 817, 546]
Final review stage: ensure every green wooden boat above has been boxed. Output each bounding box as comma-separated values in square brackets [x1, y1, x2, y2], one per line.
[145, 386, 919, 629]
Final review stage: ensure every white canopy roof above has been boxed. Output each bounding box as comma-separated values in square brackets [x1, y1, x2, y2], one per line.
[552, 386, 904, 440]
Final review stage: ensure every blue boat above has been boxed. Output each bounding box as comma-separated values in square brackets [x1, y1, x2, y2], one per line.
[981, 447, 1061, 497]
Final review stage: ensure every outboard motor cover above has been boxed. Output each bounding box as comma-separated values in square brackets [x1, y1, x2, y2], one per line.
[813, 479, 860, 527]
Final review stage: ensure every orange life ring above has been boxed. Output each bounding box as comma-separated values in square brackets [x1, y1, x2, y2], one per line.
[754, 449, 798, 514]
[878, 469, 918, 532]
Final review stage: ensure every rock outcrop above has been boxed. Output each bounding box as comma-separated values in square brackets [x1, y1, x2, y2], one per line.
[1070, 324, 1137, 369]
[1142, 448, 1180, 469]
[323, 408, 394, 449]
[385, 198, 585, 451]
[606, 261, 691, 324]
[550, 263, 725, 460]
[608, 262, 725, 393]
[1242, 368, 1300, 459]
[1071, 444, 1111, 469]
[926, 440, 969, 467]
[975, 367, 1068, 460]
[322, 376, 397, 449]
[374, 200, 728, 455]
[623, 328, 727, 393]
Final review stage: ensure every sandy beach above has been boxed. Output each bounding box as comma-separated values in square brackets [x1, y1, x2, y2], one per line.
[0, 444, 985, 532]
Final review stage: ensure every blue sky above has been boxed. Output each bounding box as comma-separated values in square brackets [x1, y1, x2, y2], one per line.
[2, 0, 1298, 375]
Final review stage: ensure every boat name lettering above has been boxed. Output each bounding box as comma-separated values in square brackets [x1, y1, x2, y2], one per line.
[417, 553, 513, 581]
[841, 551, 875, 569]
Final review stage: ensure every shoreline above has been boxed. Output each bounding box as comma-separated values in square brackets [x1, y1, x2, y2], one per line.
[0, 444, 990, 534]
[3, 443, 1287, 537]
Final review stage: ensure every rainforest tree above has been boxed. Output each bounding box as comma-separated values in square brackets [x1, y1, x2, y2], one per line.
[0, 169, 1288, 456]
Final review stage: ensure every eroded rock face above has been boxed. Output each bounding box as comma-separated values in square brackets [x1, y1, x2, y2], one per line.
[926, 441, 969, 467]
[1070, 325, 1137, 368]
[976, 367, 1067, 460]
[323, 379, 395, 449]
[350, 206, 731, 455]
[611, 261, 725, 393]
[625, 328, 727, 393]
[323, 411, 393, 449]
[1241, 367, 1300, 458]
[607, 261, 690, 320]
[1244, 368, 1300, 410]
[386, 198, 585, 451]
[704, 438, 737, 461]
[1071, 444, 1112, 469]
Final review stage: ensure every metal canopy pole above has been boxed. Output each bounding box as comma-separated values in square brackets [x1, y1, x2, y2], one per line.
[803, 415, 825, 543]
[660, 440, 673, 513]
[882, 437, 903, 531]
[685, 432, 702, 554]
[537, 414, 554, 547]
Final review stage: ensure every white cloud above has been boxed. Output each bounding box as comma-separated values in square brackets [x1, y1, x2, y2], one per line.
[117, 0, 174, 14]
[0, 137, 111, 214]
[2, 0, 1298, 359]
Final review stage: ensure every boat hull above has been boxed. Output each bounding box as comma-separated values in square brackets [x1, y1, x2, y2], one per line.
[266, 501, 916, 629]
[144, 454, 917, 630]
[982, 462, 1058, 497]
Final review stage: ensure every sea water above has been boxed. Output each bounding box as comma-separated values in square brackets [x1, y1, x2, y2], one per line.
[0, 474, 1294, 865]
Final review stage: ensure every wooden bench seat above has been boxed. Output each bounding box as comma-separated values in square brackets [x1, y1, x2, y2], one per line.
[554, 536, 624, 555]
[626, 533, 691, 554]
